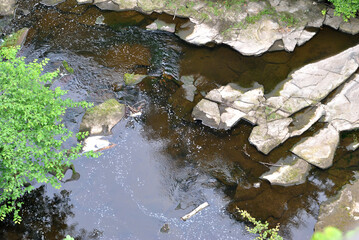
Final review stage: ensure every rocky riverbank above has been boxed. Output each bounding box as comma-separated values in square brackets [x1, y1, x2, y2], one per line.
[73, 0, 359, 56]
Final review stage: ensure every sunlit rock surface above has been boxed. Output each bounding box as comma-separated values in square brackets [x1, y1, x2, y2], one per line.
[80, 99, 125, 135]
[192, 84, 265, 130]
[315, 178, 359, 233]
[261, 156, 311, 186]
[0, 0, 16, 15]
[292, 74, 359, 169]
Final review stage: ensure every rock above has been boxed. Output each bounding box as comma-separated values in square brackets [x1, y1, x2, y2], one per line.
[291, 124, 340, 169]
[339, 17, 359, 35]
[82, 136, 112, 152]
[95, 15, 105, 25]
[95, 0, 120, 11]
[41, 0, 66, 6]
[160, 223, 170, 233]
[324, 8, 342, 30]
[192, 99, 220, 129]
[324, 74, 359, 132]
[266, 44, 359, 115]
[1, 28, 29, 48]
[192, 84, 265, 129]
[112, 0, 137, 9]
[347, 142, 359, 151]
[79, 99, 125, 135]
[315, 179, 359, 233]
[0, 0, 16, 15]
[249, 118, 292, 154]
[261, 156, 311, 186]
[77, 0, 92, 3]
[124, 73, 147, 85]
[146, 19, 176, 33]
[179, 75, 196, 102]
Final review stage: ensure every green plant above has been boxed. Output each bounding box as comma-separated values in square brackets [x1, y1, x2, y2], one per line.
[62, 60, 74, 74]
[0, 46, 97, 223]
[238, 209, 283, 240]
[329, 0, 359, 21]
[311, 226, 359, 240]
[63, 235, 75, 240]
[311, 227, 342, 240]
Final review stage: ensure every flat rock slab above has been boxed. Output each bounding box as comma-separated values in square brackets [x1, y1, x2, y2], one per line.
[192, 99, 220, 129]
[266, 44, 359, 115]
[315, 178, 359, 232]
[80, 99, 125, 135]
[249, 118, 292, 154]
[324, 74, 359, 132]
[261, 156, 311, 186]
[291, 124, 340, 169]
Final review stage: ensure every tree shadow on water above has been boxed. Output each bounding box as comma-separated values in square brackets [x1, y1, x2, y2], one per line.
[0, 185, 102, 240]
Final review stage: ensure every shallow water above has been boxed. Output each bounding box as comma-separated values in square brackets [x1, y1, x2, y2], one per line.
[1, 0, 359, 239]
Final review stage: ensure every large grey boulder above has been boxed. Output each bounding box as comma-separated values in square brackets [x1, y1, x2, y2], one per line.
[80, 99, 125, 135]
[315, 179, 359, 233]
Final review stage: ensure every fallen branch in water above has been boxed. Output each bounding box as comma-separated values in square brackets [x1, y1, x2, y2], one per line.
[181, 202, 209, 221]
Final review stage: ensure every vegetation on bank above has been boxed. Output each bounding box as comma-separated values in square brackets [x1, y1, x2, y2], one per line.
[328, 0, 359, 21]
[0, 45, 96, 223]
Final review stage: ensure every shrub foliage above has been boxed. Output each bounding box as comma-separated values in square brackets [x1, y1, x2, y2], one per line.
[0, 46, 93, 223]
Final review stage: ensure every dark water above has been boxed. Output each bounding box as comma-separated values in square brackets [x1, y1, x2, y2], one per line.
[1, 0, 359, 239]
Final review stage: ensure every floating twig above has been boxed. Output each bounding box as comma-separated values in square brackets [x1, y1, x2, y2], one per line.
[181, 202, 209, 221]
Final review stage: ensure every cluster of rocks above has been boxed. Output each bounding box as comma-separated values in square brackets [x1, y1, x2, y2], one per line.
[74, 0, 359, 56]
[193, 43, 359, 186]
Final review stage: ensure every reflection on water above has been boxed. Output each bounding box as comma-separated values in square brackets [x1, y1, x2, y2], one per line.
[1, 0, 359, 239]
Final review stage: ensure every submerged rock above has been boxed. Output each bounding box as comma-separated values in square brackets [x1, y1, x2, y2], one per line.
[179, 75, 196, 102]
[261, 156, 311, 186]
[79, 99, 125, 135]
[315, 178, 359, 233]
[124, 73, 147, 85]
